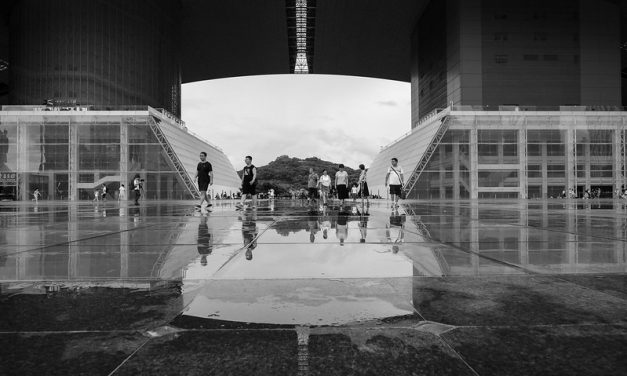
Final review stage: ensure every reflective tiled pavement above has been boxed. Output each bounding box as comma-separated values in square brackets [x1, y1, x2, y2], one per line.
[1, 199, 626, 375]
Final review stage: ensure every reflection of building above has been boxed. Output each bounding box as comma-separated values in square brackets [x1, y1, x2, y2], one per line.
[0, 105, 240, 200]
[368, 107, 627, 199]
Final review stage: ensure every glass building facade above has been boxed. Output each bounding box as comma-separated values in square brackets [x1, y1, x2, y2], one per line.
[368, 108, 627, 199]
[0, 106, 240, 201]
[8, 0, 181, 116]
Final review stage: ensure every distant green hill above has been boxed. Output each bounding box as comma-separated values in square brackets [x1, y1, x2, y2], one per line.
[237, 155, 361, 195]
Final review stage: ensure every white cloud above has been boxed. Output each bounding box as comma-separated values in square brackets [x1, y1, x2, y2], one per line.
[181, 75, 410, 170]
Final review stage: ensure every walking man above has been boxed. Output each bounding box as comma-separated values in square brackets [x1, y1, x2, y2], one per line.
[236, 155, 257, 210]
[194, 151, 213, 209]
[133, 174, 141, 205]
[307, 167, 319, 205]
[385, 157, 404, 208]
[335, 164, 349, 206]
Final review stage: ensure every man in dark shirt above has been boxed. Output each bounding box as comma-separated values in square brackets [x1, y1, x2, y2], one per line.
[194, 151, 213, 209]
[235, 155, 257, 210]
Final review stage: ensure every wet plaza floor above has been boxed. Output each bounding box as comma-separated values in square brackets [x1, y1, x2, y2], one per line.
[0, 199, 626, 375]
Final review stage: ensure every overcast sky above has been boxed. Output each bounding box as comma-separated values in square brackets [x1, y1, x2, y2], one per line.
[181, 75, 410, 169]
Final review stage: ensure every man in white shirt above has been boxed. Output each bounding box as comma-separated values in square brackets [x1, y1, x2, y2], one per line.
[384, 157, 404, 208]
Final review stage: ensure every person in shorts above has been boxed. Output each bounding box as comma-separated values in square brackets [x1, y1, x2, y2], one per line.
[194, 151, 213, 209]
[335, 164, 349, 206]
[307, 167, 319, 205]
[358, 164, 370, 206]
[385, 158, 404, 208]
[236, 155, 257, 210]
[318, 169, 331, 206]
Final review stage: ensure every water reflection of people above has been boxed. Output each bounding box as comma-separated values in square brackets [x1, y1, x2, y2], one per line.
[197, 216, 213, 266]
[336, 208, 349, 245]
[241, 211, 258, 260]
[320, 206, 331, 240]
[387, 209, 405, 253]
[307, 210, 319, 243]
[359, 205, 370, 243]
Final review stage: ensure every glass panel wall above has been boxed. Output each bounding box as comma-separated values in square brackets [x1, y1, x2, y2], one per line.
[412, 129, 471, 199]
[0, 112, 240, 200]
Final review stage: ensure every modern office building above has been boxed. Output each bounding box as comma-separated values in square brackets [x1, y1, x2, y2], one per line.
[0, 105, 241, 201]
[368, 106, 627, 199]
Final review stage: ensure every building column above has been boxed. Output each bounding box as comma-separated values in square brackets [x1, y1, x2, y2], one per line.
[541, 143, 548, 198]
[453, 142, 460, 200]
[519, 128, 527, 199]
[16, 118, 27, 201]
[68, 121, 78, 201]
[470, 201, 480, 274]
[614, 127, 622, 194]
[566, 128, 576, 193]
[470, 127, 478, 199]
[120, 120, 129, 191]
[519, 201, 529, 267]
[439, 147, 445, 199]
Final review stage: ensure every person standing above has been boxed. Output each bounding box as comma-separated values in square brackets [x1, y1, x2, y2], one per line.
[194, 151, 213, 209]
[385, 158, 404, 208]
[335, 164, 349, 206]
[307, 167, 319, 205]
[118, 184, 127, 202]
[358, 164, 370, 206]
[101, 185, 107, 201]
[133, 174, 141, 205]
[236, 155, 257, 210]
[93, 186, 100, 202]
[318, 169, 331, 206]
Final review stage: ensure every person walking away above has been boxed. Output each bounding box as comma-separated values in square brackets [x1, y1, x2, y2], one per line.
[335, 164, 349, 206]
[385, 158, 404, 208]
[358, 164, 370, 206]
[318, 169, 331, 207]
[307, 168, 319, 206]
[195, 151, 214, 210]
[118, 184, 126, 202]
[236, 156, 257, 210]
[133, 174, 141, 205]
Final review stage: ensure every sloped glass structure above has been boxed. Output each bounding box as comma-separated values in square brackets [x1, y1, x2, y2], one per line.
[368, 107, 627, 199]
[0, 105, 240, 201]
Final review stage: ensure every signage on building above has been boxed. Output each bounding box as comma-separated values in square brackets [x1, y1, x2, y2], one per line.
[0, 172, 17, 186]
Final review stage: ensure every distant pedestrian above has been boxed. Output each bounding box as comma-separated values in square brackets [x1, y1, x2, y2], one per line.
[118, 184, 127, 201]
[93, 187, 100, 202]
[194, 151, 214, 210]
[101, 185, 108, 201]
[236, 156, 257, 210]
[32, 188, 41, 203]
[307, 167, 319, 205]
[358, 164, 370, 206]
[385, 157, 404, 208]
[133, 174, 141, 205]
[335, 164, 349, 206]
[350, 183, 359, 202]
[318, 169, 331, 206]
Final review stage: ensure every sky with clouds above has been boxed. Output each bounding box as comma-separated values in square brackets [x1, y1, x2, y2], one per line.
[181, 75, 410, 169]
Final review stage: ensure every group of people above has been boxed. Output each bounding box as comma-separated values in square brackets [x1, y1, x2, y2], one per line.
[193, 151, 409, 211]
[304, 163, 371, 208]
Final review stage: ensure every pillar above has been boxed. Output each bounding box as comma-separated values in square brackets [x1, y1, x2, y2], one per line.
[470, 127, 478, 199]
